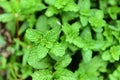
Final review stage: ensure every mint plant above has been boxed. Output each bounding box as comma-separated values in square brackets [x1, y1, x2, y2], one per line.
[0, 0, 120, 80]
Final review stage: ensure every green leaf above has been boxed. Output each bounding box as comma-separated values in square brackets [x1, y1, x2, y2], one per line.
[108, 0, 117, 6]
[94, 10, 104, 19]
[54, 69, 77, 80]
[108, 6, 120, 20]
[73, 37, 85, 48]
[6, 20, 16, 37]
[103, 27, 113, 42]
[35, 57, 52, 69]
[0, 13, 14, 22]
[50, 42, 67, 57]
[63, 0, 79, 12]
[45, 6, 59, 17]
[20, 0, 46, 14]
[36, 15, 50, 32]
[78, 0, 90, 11]
[110, 46, 120, 61]
[76, 56, 107, 80]
[18, 21, 29, 35]
[32, 69, 53, 80]
[54, 55, 72, 69]
[62, 23, 81, 43]
[27, 14, 36, 28]
[25, 29, 43, 42]
[47, 17, 61, 28]
[22, 49, 29, 66]
[109, 66, 120, 80]
[102, 45, 120, 62]
[102, 50, 112, 61]
[89, 40, 105, 50]
[109, 74, 118, 80]
[80, 26, 92, 41]
[68, 44, 79, 52]
[21, 66, 32, 79]
[10, 0, 21, 13]
[88, 17, 106, 28]
[79, 15, 88, 26]
[62, 12, 79, 23]
[28, 45, 48, 69]
[54, 0, 69, 9]
[88, 10, 106, 29]
[82, 49, 92, 63]
[44, 27, 61, 43]
[0, 1, 12, 12]
[44, 0, 55, 5]
[78, 0, 91, 16]
[99, 0, 108, 13]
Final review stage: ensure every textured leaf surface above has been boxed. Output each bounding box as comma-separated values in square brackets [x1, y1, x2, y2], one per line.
[28, 45, 48, 69]
[50, 42, 67, 57]
[54, 55, 72, 69]
[32, 69, 53, 80]
[25, 29, 43, 42]
[54, 69, 77, 80]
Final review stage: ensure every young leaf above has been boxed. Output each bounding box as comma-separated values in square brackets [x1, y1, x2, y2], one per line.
[44, 27, 61, 43]
[25, 29, 43, 42]
[62, 23, 81, 43]
[50, 42, 67, 57]
[88, 17, 106, 28]
[88, 10, 106, 30]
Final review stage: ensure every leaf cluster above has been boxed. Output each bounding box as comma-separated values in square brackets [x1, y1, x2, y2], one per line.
[0, 0, 120, 80]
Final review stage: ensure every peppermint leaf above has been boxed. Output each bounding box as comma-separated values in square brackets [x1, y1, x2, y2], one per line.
[25, 29, 43, 42]
[28, 45, 48, 69]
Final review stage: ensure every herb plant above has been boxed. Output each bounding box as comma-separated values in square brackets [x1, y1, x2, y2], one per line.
[0, 0, 120, 80]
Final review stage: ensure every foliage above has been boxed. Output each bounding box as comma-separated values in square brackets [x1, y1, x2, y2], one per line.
[0, 0, 120, 80]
